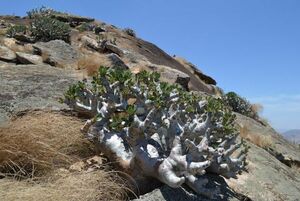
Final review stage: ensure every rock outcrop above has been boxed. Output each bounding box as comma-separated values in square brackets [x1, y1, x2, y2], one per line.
[16, 51, 43, 64]
[0, 64, 78, 126]
[236, 113, 300, 167]
[33, 40, 79, 68]
[0, 45, 16, 62]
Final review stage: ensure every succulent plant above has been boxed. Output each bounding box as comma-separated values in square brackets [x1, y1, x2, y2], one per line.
[64, 67, 247, 198]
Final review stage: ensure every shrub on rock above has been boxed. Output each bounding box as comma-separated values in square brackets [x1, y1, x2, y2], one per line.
[6, 24, 27, 38]
[30, 16, 71, 42]
[27, 6, 55, 19]
[224, 92, 258, 119]
[63, 67, 247, 198]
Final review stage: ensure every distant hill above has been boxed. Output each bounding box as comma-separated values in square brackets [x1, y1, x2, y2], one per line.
[282, 129, 300, 144]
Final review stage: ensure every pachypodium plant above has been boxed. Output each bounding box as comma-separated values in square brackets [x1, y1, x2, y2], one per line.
[64, 67, 247, 198]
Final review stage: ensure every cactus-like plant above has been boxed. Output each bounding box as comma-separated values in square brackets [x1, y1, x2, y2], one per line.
[64, 67, 247, 198]
[30, 16, 71, 42]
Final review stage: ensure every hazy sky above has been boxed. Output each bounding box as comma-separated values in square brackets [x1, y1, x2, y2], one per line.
[1, 0, 299, 131]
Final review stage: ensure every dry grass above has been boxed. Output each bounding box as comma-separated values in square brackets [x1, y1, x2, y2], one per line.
[0, 111, 128, 200]
[251, 103, 263, 114]
[0, 169, 127, 201]
[240, 126, 273, 149]
[77, 53, 112, 75]
[0, 111, 93, 177]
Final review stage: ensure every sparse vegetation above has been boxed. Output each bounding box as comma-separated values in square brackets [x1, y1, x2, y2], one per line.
[77, 54, 113, 75]
[0, 111, 128, 200]
[77, 22, 92, 32]
[0, 168, 127, 201]
[224, 92, 258, 119]
[26, 6, 56, 19]
[123, 28, 136, 37]
[239, 125, 273, 149]
[0, 111, 92, 177]
[30, 16, 71, 42]
[6, 24, 27, 38]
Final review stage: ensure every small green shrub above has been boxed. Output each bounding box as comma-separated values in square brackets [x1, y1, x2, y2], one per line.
[224, 92, 258, 119]
[27, 6, 55, 19]
[6, 24, 27, 38]
[77, 22, 91, 32]
[30, 16, 71, 42]
[123, 28, 136, 37]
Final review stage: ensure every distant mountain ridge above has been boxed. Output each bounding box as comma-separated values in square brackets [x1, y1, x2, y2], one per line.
[282, 129, 300, 144]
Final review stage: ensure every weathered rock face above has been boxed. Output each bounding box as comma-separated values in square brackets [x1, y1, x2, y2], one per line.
[16, 52, 43, 64]
[174, 56, 216, 85]
[0, 64, 78, 126]
[148, 64, 190, 90]
[0, 45, 16, 62]
[107, 53, 129, 69]
[33, 40, 79, 68]
[236, 113, 300, 167]
[104, 42, 126, 57]
[81, 35, 101, 51]
[226, 142, 300, 201]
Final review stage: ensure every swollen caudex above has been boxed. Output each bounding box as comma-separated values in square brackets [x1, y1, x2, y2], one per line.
[64, 67, 247, 197]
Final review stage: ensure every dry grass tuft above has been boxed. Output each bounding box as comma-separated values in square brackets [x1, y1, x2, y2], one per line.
[0, 169, 127, 201]
[240, 126, 273, 149]
[251, 103, 263, 114]
[77, 53, 112, 76]
[0, 111, 94, 178]
[0, 111, 128, 200]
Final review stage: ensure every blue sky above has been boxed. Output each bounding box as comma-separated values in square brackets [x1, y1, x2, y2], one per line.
[1, 0, 299, 131]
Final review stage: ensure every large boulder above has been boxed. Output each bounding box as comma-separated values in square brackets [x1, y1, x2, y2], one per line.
[104, 42, 126, 57]
[33, 40, 79, 68]
[0, 64, 78, 126]
[107, 53, 129, 69]
[81, 35, 101, 51]
[130, 62, 190, 90]
[0, 45, 16, 62]
[16, 52, 43, 64]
